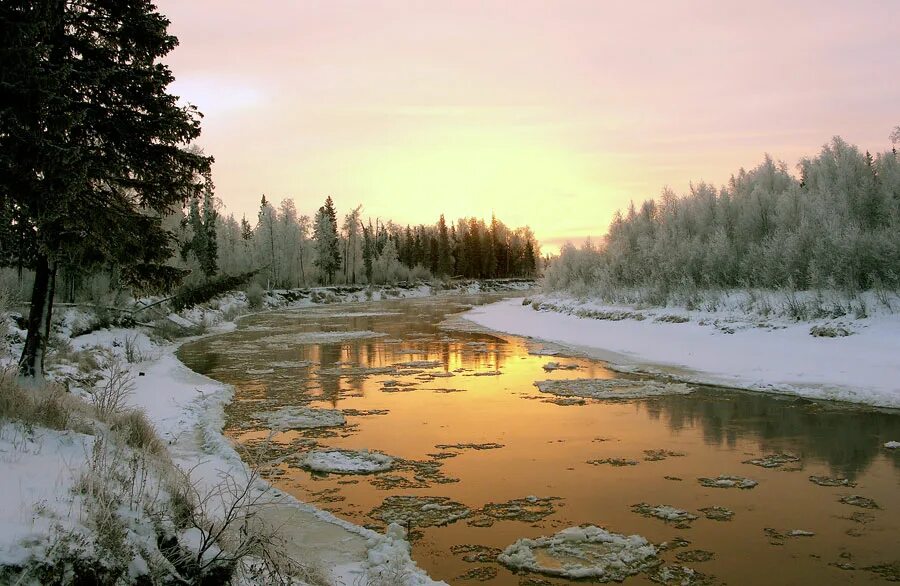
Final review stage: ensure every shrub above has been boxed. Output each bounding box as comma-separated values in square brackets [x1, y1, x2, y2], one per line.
[245, 282, 265, 309]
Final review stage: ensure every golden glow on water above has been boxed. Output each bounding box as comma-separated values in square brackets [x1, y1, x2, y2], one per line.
[179, 296, 900, 585]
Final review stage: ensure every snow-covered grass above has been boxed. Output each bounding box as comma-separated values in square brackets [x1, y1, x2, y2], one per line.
[1, 288, 459, 585]
[463, 291, 900, 408]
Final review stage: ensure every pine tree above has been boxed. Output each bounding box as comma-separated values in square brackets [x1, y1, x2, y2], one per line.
[313, 196, 341, 284]
[1, 1, 212, 376]
[362, 221, 375, 283]
[437, 215, 453, 276]
[240, 215, 253, 240]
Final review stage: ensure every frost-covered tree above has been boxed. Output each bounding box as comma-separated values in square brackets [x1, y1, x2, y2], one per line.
[545, 134, 900, 298]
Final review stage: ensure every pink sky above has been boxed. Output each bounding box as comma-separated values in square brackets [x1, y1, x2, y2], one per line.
[158, 0, 899, 253]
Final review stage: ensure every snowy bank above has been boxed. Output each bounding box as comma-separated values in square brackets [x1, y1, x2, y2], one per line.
[1, 293, 447, 585]
[462, 295, 900, 408]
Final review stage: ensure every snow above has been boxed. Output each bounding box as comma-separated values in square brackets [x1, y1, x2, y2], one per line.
[463, 296, 900, 408]
[1, 294, 446, 585]
[254, 406, 347, 430]
[497, 525, 658, 580]
[0, 425, 92, 568]
[884, 441, 900, 449]
[302, 449, 394, 474]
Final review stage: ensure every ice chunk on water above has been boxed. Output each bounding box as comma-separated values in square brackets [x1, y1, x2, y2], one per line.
[497, 525, 658, 580]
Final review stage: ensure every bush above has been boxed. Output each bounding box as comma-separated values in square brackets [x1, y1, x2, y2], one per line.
[245, 282, 265, 309]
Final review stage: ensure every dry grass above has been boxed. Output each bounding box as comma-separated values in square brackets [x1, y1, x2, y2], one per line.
[109, 408, 165, 456]
[0, 367, 90, 433]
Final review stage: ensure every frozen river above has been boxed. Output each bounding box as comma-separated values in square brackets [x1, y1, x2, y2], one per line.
[179, 294, 900, 585]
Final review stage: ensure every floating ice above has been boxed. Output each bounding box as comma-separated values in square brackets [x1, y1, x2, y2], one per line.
[631, 503, 698, 528]
[742, 453, 800, 468]
[542, 362, 580, 372]
[497, 525, 658, 581]
[266, 330, 387, 345]
[808, 475, 856, 487]
[301, 449, 393, 474]
[369, 496, 471, 528]
[698, 506, 734, 521]
[254, 406, 346, 430]
[839, 495, 879, 509]
[697, 475, 758, 489]
[535, 378, 693, 400]
[394, 360, 443, 369]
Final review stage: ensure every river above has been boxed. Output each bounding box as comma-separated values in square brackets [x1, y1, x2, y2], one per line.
[178, 294, 900, 585]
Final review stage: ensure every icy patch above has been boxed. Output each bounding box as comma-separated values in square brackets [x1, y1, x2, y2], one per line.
[742, 453, 800, 468]
[469, 496, 561, 527]
[631, 503, 698, 528]
[315, 311, 401, 318]
[369, 496, 471, 528]
[542, 362, 580, 372]
[266, 330, 387, 345]
[254, 406, 346, 430]
[268, 360, 313, 369]
[839, 495, 879, 509]
[535, 378, 693, 400]
[588, 457, 639, 467]
[697, 475, 758, 489]
[884, 441, 900, 449]
[434, 442, 504, 451]
[698, 506, 734, 521]
[809, 475, 856, 487]
[497, 525, 658, 580]
[395, 360, 442, 369]
[644, 449, 686, 461]
[674, 550, 715, 563]
[245, 367, 275, 375]
[302, 449, 394, 474]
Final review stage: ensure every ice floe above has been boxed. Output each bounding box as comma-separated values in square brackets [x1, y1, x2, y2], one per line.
[742, 453, 800, 468]
[497, 525, 658, 580]
[808, 475, 856, 487]
[631, 503, 698, 528]
[302, 449, 394, 474]
[535, 378, 693, 400]
[697, 475, 758, 489]
[265, 330, 387, 345]
[839, 495, 879, 509]
[369, 496, 471, 528]
[254, 406, 346, 430]
[698, 506, 734, 521]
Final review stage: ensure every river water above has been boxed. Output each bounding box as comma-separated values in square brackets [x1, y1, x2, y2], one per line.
[178, 294, 900, 585]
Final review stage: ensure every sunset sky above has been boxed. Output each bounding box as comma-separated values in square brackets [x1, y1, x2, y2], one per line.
[158, 0, 899, 253]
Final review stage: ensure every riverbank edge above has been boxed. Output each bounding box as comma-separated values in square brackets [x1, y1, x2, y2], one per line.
[460, 294, 900, 410]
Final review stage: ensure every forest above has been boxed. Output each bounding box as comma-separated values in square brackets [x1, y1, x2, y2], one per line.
[174, 194, 541, 292]
[545, 134, 900, 301]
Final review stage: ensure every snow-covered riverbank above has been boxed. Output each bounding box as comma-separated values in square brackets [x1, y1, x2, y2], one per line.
[3, 282, 528, 584]
[462, 294, 900, 409]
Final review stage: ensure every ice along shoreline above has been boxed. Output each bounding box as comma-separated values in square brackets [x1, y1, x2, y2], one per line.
[461, 296, 900, 409]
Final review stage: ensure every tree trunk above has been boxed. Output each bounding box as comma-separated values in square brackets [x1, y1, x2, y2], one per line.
[19, 255, 57, 378]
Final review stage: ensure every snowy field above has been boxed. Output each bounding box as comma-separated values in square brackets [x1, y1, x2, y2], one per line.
[463, 293, 900, 408]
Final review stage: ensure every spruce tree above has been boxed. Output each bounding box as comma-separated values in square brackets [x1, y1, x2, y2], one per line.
[1, 1, 212, 376]
[313, 196, 341, 284]
[437, 215, 453, 276]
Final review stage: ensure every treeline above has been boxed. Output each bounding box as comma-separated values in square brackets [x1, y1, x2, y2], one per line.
[545, 133, 900, 297]
[173, 194, 540, 288]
